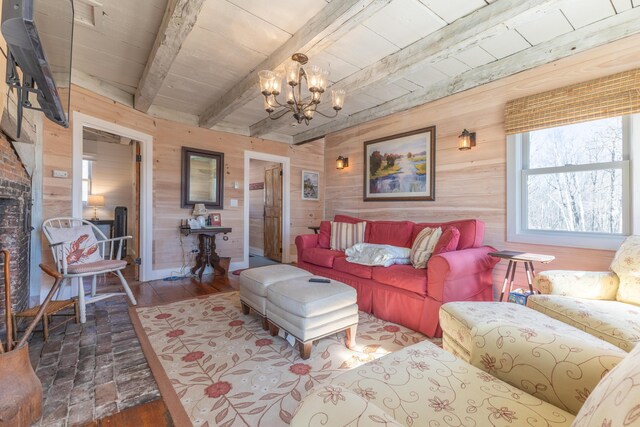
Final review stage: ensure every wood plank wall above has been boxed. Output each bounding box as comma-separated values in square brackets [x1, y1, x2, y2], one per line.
[41, 85, 324, 274]
[323, 34, 640, 292]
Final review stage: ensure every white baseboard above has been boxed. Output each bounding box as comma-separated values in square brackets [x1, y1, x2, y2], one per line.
[147, 260, 248, 281]
[249, 246, 264, 256]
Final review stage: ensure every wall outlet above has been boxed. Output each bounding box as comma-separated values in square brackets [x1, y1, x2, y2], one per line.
[52, 170, 68, 178]
[230, 199, 238, 207]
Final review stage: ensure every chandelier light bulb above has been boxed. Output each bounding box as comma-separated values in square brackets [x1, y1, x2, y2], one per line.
[319, 69, 330, 92]
[258, 70, 275, 95]
[332, 89, 345, 111]
[306, 65, 322, 93]
[272, 71, 284, 96]
[285, 60, 301, 86]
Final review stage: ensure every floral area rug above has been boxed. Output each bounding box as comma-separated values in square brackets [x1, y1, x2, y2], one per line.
[130, 291, 438, 426]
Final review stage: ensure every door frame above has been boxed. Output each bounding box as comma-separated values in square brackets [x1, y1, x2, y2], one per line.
[71, 112, 154, 281]
[243, 151, 290, 267]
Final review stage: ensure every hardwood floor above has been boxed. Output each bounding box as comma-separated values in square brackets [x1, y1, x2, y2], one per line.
[83, 270, 239, 426]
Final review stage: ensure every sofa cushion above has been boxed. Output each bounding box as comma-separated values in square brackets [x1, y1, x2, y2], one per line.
[318, 220, 331, 249]
[333, 257, 372, 279]
[410, 227, 442, 269]
[573, 338, 640, 426]
[433, 227, 460, 255]
[330, 221, 366, 251]
[301, 248, 345, 268]
[527, 294, 640, 351]
[413, 219, 484, 250]
[371, 265, 428, 296]
[366, 221, 414, 248]
[610, 234, 640, 305]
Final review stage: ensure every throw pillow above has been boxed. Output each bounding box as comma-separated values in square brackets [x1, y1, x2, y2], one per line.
[45, 225, 103, 266]
[318, 221, 331, 248]
[330, 221, 366, 251]
[433, 227, 460, 255]
[410, 226, 442, 269]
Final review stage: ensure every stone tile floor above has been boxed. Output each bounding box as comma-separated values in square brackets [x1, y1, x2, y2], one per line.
[27, 296, 160, 427]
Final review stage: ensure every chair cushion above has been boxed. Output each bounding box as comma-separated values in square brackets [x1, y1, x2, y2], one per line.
[410, 226, 442, 268]
[610, 234, 640, 305]
[333, 257, 372, 279]
[45, 224, 103, 266]
[66, 259, 127, 274]
[301, 248, 344, 268]
[573, 340, 640, 426]
[330, 221, 366, 251]
[527, 295, 640, 351]
[371, 265, 427, 296]
[366, 221, 414, 248]
[433, 226, 460, 255]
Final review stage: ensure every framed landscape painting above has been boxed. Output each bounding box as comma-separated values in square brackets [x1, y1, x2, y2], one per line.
[364, 126, 436, 201]
[302, 170, 320, 200]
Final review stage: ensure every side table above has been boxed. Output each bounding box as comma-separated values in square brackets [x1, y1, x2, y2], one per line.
[180, 226, 232, 280]
[488, 250, 555, 302]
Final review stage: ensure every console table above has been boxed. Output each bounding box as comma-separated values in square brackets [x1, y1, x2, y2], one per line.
[179, 226, 232, 280]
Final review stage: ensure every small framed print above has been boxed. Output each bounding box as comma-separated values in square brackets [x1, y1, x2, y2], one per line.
[210, 213, 222, 226]
[302, 170, 320, 201]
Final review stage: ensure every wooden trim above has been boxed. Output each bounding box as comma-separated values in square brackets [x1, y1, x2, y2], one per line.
[134, 0, 207, 112]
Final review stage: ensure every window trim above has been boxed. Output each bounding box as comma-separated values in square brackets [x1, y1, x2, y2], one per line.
[507, 115, 639, 251]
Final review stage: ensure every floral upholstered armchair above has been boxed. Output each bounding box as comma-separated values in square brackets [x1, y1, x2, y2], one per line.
[528, 235, 640, 351]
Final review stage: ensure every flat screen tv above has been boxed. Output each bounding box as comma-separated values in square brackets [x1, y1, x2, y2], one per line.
[2, 0, 73, 138]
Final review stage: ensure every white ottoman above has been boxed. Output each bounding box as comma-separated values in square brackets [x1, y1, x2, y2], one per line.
[239, 265, 312, 329]
[266, 277, 358, 359]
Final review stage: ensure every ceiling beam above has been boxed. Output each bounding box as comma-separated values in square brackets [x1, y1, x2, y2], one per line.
[291, 7, 640, 144]
[249, 0, 558, 137]
[198, 0, 392, 129]
[134, 0, 207, 112]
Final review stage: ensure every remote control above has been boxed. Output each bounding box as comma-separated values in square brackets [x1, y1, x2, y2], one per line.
[308, 278, 330, 283]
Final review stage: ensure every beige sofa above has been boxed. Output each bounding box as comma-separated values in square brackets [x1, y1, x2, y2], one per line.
[529, 235, 640, 351]
[291, 333, 640, 426]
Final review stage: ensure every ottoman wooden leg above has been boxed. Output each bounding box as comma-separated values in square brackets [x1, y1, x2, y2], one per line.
[268, 321, 279, 337]
[261, 317, 269, 331]
[299, 341, 313, 360]
[240, 301, 250, 315]
[345, 324, 357, 350]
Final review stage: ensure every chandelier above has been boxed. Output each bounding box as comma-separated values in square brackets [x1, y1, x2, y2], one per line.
[258, 53, 346, 125]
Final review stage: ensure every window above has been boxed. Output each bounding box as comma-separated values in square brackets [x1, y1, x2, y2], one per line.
[82, 159, 92, 202]
[507, 115, 639, 250]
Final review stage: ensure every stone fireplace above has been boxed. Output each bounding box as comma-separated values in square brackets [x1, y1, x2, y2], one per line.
[0, 132, 32, 341]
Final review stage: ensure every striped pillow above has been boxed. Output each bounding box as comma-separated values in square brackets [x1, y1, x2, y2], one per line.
[410, 227, 442, 269]
[330, 221, 367, 251]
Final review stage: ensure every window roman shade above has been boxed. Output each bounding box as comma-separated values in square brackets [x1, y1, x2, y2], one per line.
[504, 68, 640, 135]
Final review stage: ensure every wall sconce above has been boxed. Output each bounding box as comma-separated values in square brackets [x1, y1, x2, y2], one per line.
[458, 129, 476, 150]
[336, 156, 349, 169]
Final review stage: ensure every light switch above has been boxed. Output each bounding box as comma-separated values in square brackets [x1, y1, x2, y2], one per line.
[230, 199, 238, 207]
[53, 170, 68, 178]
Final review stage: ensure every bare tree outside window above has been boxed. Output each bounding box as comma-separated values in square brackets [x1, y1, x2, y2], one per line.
[523, 117, 625, 234]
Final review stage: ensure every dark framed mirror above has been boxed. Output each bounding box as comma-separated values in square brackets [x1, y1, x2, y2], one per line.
[181, 147, 224, 209]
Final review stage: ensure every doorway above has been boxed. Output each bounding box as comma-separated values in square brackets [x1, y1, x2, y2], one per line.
[249, 160, 282, 263]
[72, 112, 154, 282]
[243, 151, 291, 268]
[82, 127, 141, 277]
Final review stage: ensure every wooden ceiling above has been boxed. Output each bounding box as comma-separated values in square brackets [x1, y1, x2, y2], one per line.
[60, 0, 640, 143]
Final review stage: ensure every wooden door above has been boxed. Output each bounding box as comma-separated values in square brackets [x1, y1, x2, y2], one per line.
[264, 165, 282, 262]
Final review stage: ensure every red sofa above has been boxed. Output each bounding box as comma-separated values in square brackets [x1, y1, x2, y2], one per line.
[295, 215, 498, 338]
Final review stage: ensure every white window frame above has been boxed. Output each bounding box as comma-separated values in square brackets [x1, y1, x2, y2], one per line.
[81, 159, 92, 203]
[507, 114, 640, 250]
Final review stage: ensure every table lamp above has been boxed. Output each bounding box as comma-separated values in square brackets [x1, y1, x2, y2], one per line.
[88, 194, 105, 220]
